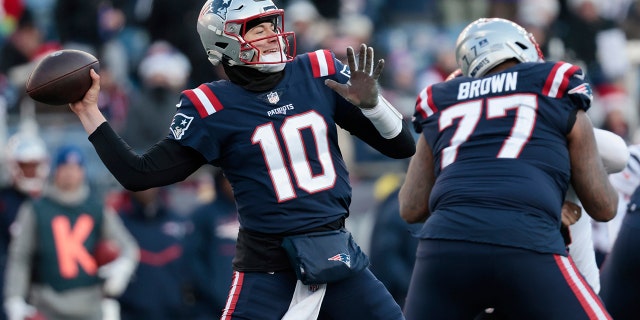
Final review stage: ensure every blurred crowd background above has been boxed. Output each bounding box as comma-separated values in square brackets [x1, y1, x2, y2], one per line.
[1, 0, 640, 316]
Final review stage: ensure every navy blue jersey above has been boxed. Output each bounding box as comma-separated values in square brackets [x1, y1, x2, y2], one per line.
[0, 187, 28, 257]
[169, 50, 356, 234]
[599, 185, 640, 318]
[413, 61, 592, 255]
[0, 187, 29, 320]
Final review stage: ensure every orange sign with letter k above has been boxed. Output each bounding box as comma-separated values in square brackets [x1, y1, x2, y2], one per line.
[52, 214, 98, 278]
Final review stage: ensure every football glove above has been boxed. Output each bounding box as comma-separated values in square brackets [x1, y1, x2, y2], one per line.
[98, 257, 136, 297]
[4, 296, 36, 320]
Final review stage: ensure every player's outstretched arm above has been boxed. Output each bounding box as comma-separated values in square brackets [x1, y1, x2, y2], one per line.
[399, 135, 435, 223]
[569, 111, 618, 222]
[67, 70, 205, 191]
[68, 69, 107, 135]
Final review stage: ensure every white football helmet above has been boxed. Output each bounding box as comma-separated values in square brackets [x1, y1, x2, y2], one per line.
[5, 132, 49, 196]
[455, 18, 544, 78]
[197, 0, 296, 70]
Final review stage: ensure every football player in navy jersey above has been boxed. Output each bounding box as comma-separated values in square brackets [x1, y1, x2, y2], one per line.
[67, 0, 414, 319]
[599, 183, 640, 319]
[399, 18, 617, 319]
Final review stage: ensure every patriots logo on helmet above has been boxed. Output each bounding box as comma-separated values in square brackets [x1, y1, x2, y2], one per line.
[328, 253, 351, 268]
[207, 0, 232, 20]
[170, 112, 194, 140]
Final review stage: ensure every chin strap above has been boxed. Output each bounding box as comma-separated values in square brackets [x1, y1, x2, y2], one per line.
[360, 95, 403, 139]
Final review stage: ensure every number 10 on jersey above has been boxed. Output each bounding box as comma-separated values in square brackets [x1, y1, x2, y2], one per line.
[252, 111, 337, 202]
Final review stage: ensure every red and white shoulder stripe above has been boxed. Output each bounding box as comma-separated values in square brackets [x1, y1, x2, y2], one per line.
[415, 86, 438, 119]
[308, 49, 336, 78]
[182, 84, 224, 118]
[542, 61, 581, 98]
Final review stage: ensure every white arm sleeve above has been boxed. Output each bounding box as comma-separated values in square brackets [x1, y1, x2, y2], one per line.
[568, 207, 601, 293]
[360, 95, 403, 139]
[566, 187, 601, 293]
[594, 128, 629, 174]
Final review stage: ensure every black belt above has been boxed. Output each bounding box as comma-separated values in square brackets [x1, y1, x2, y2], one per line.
[232, 217, 346, 272]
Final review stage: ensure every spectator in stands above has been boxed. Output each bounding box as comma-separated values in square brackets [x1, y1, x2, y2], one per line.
[555, 0, 630, 86]
[621, 0, 640, 39]
[55, 0, 130, 85]
[0, 9, 41, 76]
[96, 62, 130, 133]
[143, 0, 211, 86]
[121, 41, 191, 152]
[284, 1, 332, 54]
[0, 9, 61, 111]
[0, 0, 25, 43]
[516, 0, 560, 59]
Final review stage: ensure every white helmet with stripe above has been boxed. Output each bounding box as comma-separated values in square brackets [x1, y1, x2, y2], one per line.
[5, 132, 49, 196]
[196, 0, 296, 72]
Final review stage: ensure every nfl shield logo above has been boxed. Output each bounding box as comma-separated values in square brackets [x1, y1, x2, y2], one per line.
[267, 92, 279, 104]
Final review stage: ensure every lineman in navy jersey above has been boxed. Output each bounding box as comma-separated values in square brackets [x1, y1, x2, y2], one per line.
[67, 0, 413, 319]
[600, 182, 640, 319]
[400, 18, 617, 319]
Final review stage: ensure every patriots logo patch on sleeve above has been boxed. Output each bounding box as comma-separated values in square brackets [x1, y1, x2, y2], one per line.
[170, 113, 194, 140]
[327, 253, 351, 268]
[568, 83, 593, 101]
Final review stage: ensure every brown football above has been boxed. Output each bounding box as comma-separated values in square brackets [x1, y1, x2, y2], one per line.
[26, 49, 99, 105]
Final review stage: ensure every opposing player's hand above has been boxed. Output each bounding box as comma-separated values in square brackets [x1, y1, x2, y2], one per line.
[69, 69, 100, 114]
[325, 43, 384, 109]
[561, 200, 582, 227]
[560, 201, 581, 246]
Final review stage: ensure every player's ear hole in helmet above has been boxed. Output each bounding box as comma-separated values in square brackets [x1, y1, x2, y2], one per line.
[455, 17, 544, 78]
[196, 0, 296, 68]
